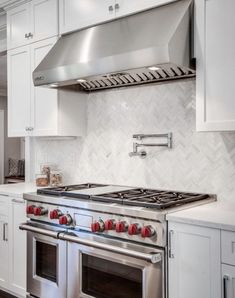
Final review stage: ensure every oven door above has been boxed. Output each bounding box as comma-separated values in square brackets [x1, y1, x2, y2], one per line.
[21, 223, 67, 298]
[65, 232, 164, 298]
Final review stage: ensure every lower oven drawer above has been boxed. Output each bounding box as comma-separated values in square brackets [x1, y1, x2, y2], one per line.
[67, 235, 165, 298]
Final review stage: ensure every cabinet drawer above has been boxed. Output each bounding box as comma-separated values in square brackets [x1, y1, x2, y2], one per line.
[0, 196, 9, 216]
[222, 231, 235, 266]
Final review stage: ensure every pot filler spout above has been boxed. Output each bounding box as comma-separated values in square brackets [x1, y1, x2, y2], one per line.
[33, 0, 195, 92]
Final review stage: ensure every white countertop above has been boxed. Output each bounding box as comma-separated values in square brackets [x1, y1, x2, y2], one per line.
[166, 201, 235, 231]
[0, 182, 38, 198]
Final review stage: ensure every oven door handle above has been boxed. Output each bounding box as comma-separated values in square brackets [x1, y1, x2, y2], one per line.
[60, 232, 162, 264]
[19, 223, 61, 239]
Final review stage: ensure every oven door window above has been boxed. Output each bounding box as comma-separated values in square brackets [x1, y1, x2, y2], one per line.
[36, 240, 57, 283]
[81, 254, 142, 298]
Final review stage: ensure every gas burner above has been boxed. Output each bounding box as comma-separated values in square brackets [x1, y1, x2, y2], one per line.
[37, 183, 107, 196]
[92, 189, 210, 209]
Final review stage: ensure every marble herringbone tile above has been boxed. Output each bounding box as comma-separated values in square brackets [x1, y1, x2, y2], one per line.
[33, 80, 235, 201]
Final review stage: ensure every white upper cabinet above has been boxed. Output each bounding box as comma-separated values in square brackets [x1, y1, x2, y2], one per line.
[59, 0, 114, 34]
[8, 45, 31, 137]
[7, 2, 31, 49]
[7, 0, 58, 50]
[59, 0, 173, 35]
[196, 0, 235, 131]
[8, 38, 87, 137]
[115, 0, 175, 17]
[31, 0, 58, 43]
[30, 37, 59, 136]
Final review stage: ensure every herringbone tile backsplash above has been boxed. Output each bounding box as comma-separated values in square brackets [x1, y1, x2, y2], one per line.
[32, 80, 235, 201]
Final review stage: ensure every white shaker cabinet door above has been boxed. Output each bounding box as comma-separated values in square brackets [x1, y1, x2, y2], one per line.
[9, 198, 27, 297]
[223, 265, 235, 298]
[0, 215, 9, 289]
[196, 0, 235, 131]
[115, 0, 175, 17]
[31, 0, 59, 43]
[30, 37, 58, 136]
[7, 2, 31, 50]
[168, 222, 221, 298]
[8, 46, 31, 137]
[59, 0, 115, 34]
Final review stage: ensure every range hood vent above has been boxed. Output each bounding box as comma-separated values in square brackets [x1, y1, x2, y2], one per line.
[33, 0, 195, 92]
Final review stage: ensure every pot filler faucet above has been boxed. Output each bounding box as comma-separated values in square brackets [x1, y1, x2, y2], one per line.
[129, 133, 173, 158]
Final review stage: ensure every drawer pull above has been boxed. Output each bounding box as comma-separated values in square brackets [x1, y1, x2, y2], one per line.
[223, 275, 229, 298]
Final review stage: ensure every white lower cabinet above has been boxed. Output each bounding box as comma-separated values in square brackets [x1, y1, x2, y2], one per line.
[9, 198, 27, 297]
[168, 222, 221, 298]
[222, 265, 235, 298]
[0, 215, 9, 289]
[0, 195, 27, 297]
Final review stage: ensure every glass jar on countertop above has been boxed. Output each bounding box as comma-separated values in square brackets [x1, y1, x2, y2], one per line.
[50, 170, 63, 187]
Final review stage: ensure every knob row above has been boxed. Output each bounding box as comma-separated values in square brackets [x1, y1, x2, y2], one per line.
[91, 220, 155, 238]
[26, 206, 72, 226]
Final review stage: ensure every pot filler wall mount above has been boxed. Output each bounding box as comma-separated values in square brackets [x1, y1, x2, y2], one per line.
[33, 0, 195, 92]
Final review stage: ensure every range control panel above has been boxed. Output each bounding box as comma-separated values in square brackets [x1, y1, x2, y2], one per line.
[26, 201, 165, 246]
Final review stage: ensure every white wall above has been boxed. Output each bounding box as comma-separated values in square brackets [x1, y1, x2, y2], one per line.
[0, 96, 21, 176]
[32, 80, 235, 201]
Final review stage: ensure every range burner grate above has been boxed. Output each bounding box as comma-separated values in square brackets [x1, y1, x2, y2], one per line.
[37, 183, 107, 196]
[92, 189, 210, 209]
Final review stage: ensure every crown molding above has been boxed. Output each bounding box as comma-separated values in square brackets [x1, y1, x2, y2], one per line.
[1, 0, 30, 11]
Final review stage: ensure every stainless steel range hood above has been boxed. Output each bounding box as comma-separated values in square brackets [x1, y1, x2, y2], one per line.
[33, 0, 195, 92]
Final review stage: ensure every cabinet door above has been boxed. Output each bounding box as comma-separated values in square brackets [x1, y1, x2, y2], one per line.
[7, 3, 30, 50]
[222, 265, 235, 298]
[196, 0, 235, 131]
[59, 0, 114, 34]
[31, 0, 58, 43]
[115, 0, 175, 17]
[9, 199, 27, 297]
[8, 46, 31, 137]
[0, 215, 9, 289]
[30, 37, 59, 136]
[168, 222, 221, 298]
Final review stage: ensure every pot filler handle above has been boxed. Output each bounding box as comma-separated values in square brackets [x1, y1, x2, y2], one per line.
[19, 223, 161, 264]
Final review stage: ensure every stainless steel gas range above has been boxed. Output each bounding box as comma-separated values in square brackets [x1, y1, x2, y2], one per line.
[20, 183, 216, 298]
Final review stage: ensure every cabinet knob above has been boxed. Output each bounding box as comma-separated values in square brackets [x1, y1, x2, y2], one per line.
[108, 5, 114, 12]
[28, 32, 33, 38]
[25, 33, 29, 39]
[114, 3, 120, 10]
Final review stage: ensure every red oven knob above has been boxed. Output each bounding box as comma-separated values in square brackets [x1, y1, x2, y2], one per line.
[59, 214, 72, 225]
[50, 209, 62, 220]
[26, 205, 35, 214]
[34, 207, 48, 216]
[141, 226, 156, 238]
[128, 224, 141, 236]
[115, 221, 128, 233]
[104, 219, 116, 230]
[91, 220, 105, 233]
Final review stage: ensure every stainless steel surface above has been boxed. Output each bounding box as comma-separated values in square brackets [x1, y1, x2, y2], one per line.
[60, 232, 161, 263]
[68, 234, 165, 298]
[223, 275, 229, 298]
[129, 149, 147, 158]
[168, 230, 174, 259]
[133, 133, 172, 140]
[23, 182, 216, 298]
[27, 225, 67, 298]
[129, 133, 172, 158]
[33, 0, 194, 90]
[24, 190, 216, 222]
[19, 223, 61, 239]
